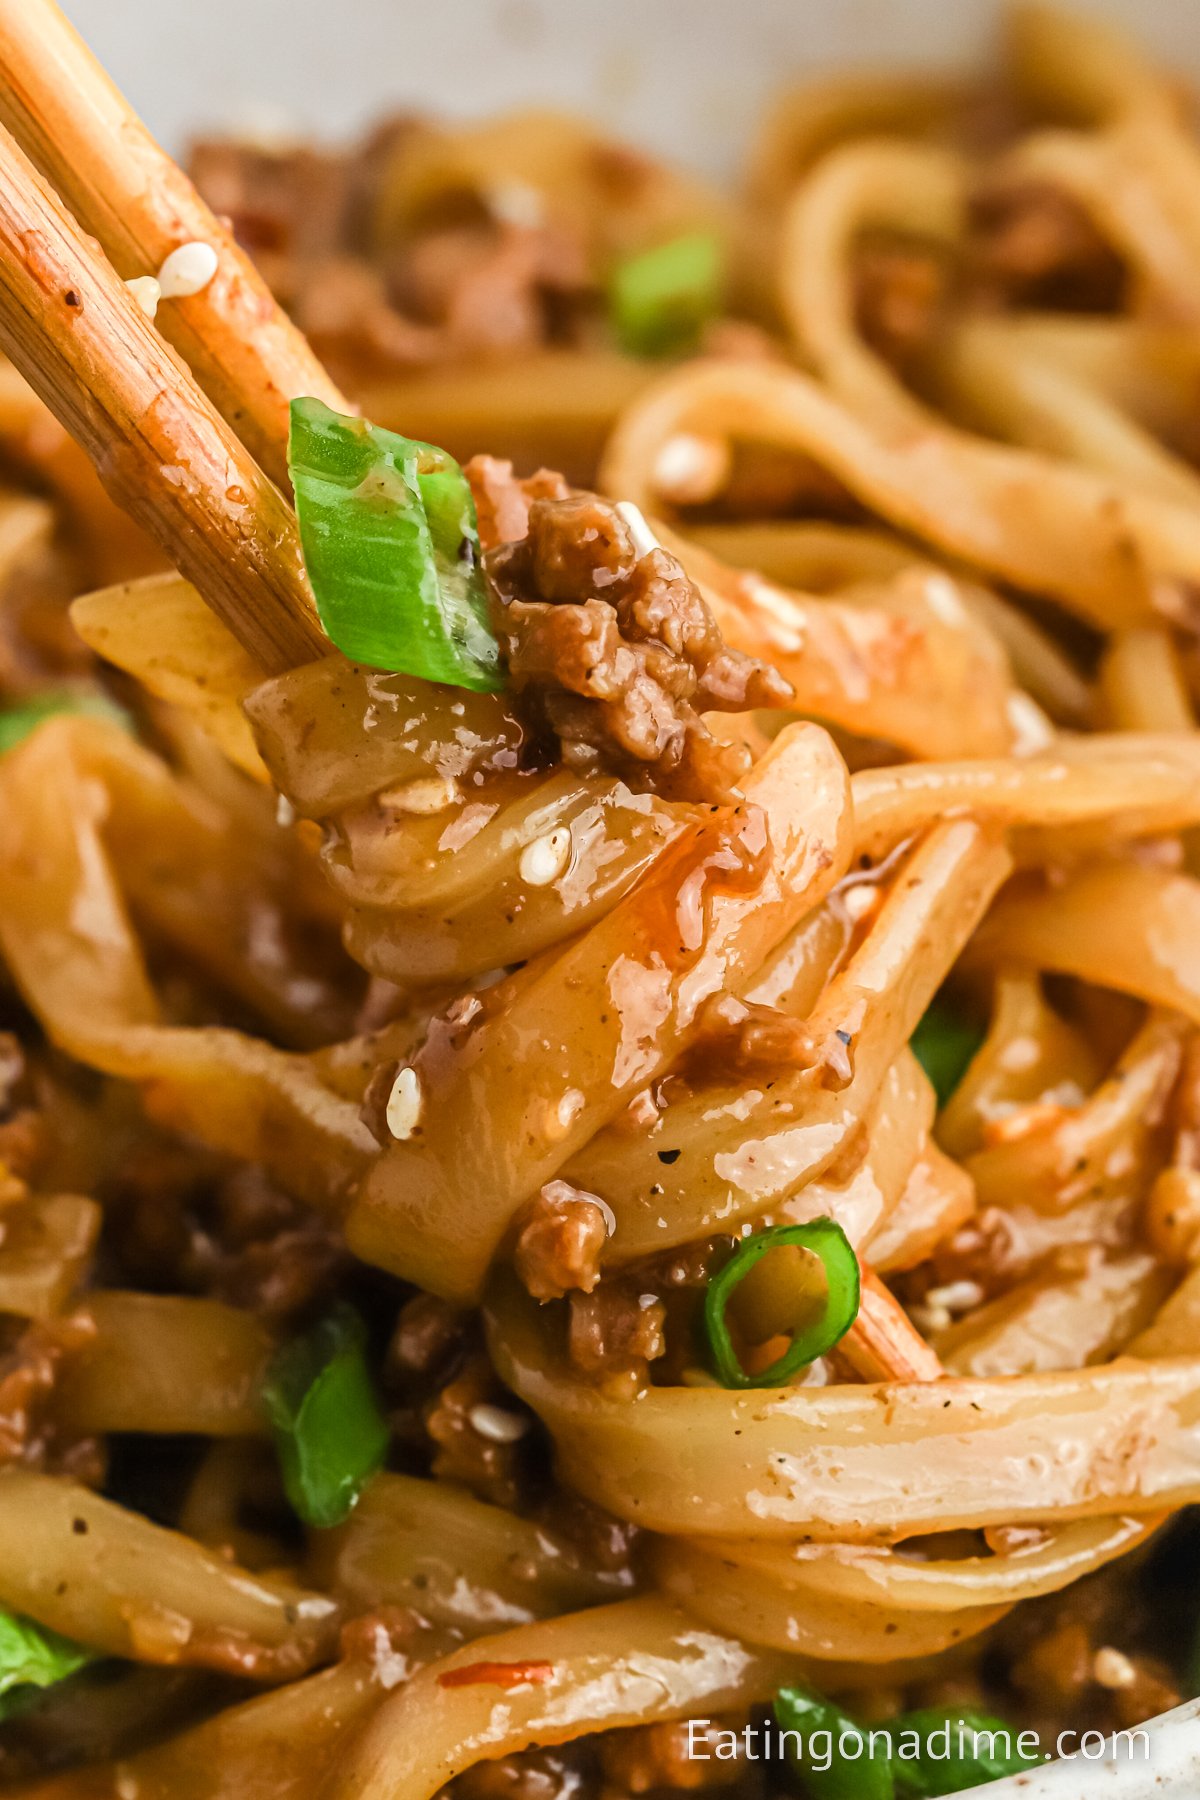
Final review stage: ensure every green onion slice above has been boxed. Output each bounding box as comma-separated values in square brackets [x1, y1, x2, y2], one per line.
[262, 1303, 389, 1529]
[703, 1218, 860, 1389]
[774, 1687, 1037, 1799]
[0, 692, 130, 756]
[288, 397, 503, 692]
[609, 232, 723, 358]
[889, 1706, 1040, 1795]
[0, 1610, 93, 1721]
[910, 1001, 984, 1109]
[774, 1684, 894, 1800]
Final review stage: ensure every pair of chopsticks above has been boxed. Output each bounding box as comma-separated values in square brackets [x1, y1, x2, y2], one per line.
[0, 0, 342, 672]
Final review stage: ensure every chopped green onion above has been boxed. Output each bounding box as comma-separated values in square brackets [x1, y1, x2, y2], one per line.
[888, 1707, 1039, 1795]
[0, 1610, 93, 1721]
[609, 232, 723, 357]
[262, 1303, 389, 1529]
[910, 1001, 984, 1108]
[774, 1684, 894, 1800]
[0, 691, 130, 756]
[703, 1218, 860, 1389]
[774, 1688, 1038, 1800]
[288, 397, 502, 692]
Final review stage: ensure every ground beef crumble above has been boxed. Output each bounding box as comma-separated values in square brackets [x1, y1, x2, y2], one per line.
[567, 1285, 666, 1388]
[599, 1719, 751, 1792]
[0, 1314, 103, 1481]
[854, 233, 955, 370]
[337, 1603, 439, 1688]
[449, 1748, 588, 1800]
[387, 1291, 469, 1383]
[470, 460, 792, 803]
[969, 181, 1126, 311]
[102, 1149, 347, 1329]
[513, 1182, 610, 1302]
[533, 1487, 642, 1584]
[422, 1350, 533, 1509]
[190, 126, 593, 380]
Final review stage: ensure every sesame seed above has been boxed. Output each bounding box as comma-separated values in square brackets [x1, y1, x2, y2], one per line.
[556, 1089, 585, 1131]
[1092, 1646, 1136, 1690]
[468, 1404, 530, 1444]
[840, 882, 881, 923]
[275, 793, 296, 828]
[125, 275, 161, 319]
[924, 1280, 984, 1315]
[652, 433, 727, 506]
[380, 775, 460, 815]
[615, 500, 659, 560]
[520, 826, 572, 887]
[157, 241, 219, 301]
[909, 1303, 952, 1335]
[1006, 690, 1056, 755]
[486, 180, 544, 229]
[917, 572, 970, 627]
[385, 1067, 422, 1141]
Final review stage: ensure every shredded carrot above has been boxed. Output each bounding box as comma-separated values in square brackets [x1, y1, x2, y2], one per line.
[437, 1659, 556, 1691]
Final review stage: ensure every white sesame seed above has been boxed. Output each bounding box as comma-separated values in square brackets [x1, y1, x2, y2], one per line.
[1007, 690, 1056, 756]
[909, 1303, 952, 1335]
[385, 1066, 422, 1141]
[157, 241, 219, 301]
[615, 500, 659, 560]
[380, 775, 460, 815]
[915, 571, 970, 627]
[468, 1404, 530, 1444]
[519, 826, 572, 887]
[125, 276, 161, 319]
[275, 793, 296, 828]
[486, 180, 544, 230]
[652, 433, 727, 506]
[1093, 1646, 1136, 1690]
[840, 883, 881, 923]
[556, 1088, 585, 1131]
[924, 1280, 984, 1315]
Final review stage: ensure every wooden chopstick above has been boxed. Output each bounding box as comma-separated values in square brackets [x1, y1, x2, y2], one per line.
[0, 115, 325, 673]
[0, 0, 350, 492]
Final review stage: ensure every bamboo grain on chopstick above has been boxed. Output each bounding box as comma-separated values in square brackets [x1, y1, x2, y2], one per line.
[0, 118, 325, 673]
[0, 0, 350, 492]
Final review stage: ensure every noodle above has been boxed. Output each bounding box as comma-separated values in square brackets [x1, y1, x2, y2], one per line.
[326, 1598, 795, 1800]
[6, 2, 1200, 1793]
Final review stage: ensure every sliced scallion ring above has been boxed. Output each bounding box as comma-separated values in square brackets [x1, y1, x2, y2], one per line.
[703, 1217, 860, 1389]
